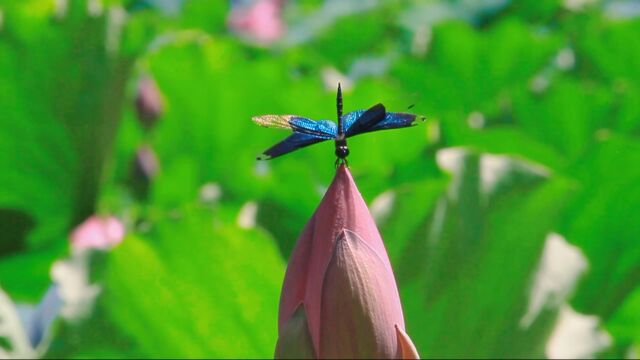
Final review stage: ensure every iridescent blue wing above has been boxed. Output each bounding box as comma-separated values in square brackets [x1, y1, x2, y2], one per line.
[368, 112, 423, 131]
[343, 106, 423, 137]
[253, 115, 337, 160]
[252, 115, 337, 139]
[343, 103, 386, 137]
[257, 133, 328, 160]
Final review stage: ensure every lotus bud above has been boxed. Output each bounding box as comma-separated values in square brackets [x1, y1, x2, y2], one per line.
[135, 75, 163, 129]
[276, 165, 419, 359]
[131, 145, 159, 199]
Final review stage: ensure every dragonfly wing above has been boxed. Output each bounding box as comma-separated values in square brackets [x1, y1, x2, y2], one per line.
[253, 115, 337, 139]
[344, 107, 423, 137]
[342, 109, 364, 132]
[368, 112, 424, 132]
[289, 118, 337, 139]
[344, 103, 386, 137]
[257, 133, 329, 160]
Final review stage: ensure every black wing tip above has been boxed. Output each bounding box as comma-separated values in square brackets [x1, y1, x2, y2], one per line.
[407, 114, 427, 126]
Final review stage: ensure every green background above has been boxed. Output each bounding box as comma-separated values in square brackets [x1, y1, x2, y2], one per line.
[1, 0, 639, 358]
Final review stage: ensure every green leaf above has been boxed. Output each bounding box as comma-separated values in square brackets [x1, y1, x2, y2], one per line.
[378, 178, 448, 264]
[0, 0, 133, 298]
[295, 7, 390, 69]
[575, 16, 640, 135]
[512, 78, 612, 161]
[391, 19, 561, 147]
[399, 149, 573, 358]
[507, 0, 561, 23]
[0, 242, 66, 301]
[181, 0, 228, 35]
[453, 126, 566, 170]
[578, 17, 640, 85]
[606, 286, 640, 351]
[96, 206, 284, 358]
[564, 136, 640, 320]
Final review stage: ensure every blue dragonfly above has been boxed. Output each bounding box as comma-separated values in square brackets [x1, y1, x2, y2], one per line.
[253, 84, 425, 166]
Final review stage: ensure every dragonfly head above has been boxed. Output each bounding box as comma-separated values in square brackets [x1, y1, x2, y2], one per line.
[335, 143, 349, 159]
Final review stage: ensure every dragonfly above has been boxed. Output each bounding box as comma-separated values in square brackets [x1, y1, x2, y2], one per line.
[253, 83, 425, 166]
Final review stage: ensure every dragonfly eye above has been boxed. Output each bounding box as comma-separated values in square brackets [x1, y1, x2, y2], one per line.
[335, 145, 349, 159]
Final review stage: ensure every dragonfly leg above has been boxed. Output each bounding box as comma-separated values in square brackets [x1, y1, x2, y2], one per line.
[334, 157, 349, 168]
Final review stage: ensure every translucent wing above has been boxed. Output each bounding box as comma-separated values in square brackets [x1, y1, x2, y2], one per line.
[252, 115, 337, 139]
[343, 107, 423, 137]
[257, 133, 329, 160]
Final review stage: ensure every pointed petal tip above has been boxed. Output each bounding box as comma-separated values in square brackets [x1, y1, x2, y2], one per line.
[395, 325, 420, 359]
[319, 229, 406, 358]
[335, 163, 353, 180]
[275, 303, 316, 359]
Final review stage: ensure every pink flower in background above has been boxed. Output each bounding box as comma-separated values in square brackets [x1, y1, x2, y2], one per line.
[275, 165, 419, 358]
[70, 215, 125, 251]
[228, 0, 285, 45]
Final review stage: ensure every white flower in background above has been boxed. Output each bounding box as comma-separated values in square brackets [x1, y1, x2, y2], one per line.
[51, 254, 101, 320]
[604, 1, 640, 19]
[321, 67, 353, 92]
[436, 147, 466, 201]
[564, 0, 597, 11]
[199, 182, 222, 203]
[106, 6, 127, 55]
[370, 190, 396, 223]
[0, 286, 62, 359]
[53, 0, 68, 19]
[546, 305, 612, 359]
[0, 215, 125, 358]
[0, 288, 35, 359]
[530, 74, 550, 94]
[521, 234, 610, 358]
[411, 25, 432, 57]
[521, 233, 588, 328]
[87, 0, 103, 17]
[237, 201, 259, 229]
[555, 48, 576, 71]
[466, 111, 485, 129]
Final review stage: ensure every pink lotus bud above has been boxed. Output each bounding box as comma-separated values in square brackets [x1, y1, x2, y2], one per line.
[133, 145, 159, 180]
[130, 144, 159, 199]
[276, 165, 419, 359]
[227, 0, 285, 45]
[135, 76, 163, 129]
[70, 215, 125, 251]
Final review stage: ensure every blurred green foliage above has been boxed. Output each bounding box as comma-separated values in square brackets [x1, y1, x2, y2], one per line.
[0, 0, 639, 358]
